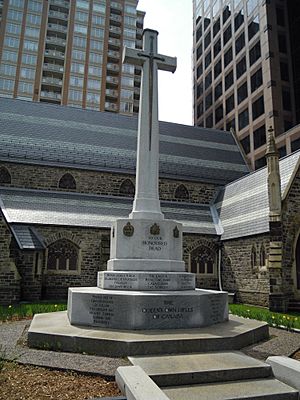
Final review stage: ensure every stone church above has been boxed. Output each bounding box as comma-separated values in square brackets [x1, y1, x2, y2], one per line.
[0, 97, 300, 312]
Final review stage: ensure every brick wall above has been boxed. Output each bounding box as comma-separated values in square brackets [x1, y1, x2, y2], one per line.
[0, 161, 219, 204]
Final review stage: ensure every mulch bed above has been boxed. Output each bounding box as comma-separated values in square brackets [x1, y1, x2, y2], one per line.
[0, 362, 121, 400]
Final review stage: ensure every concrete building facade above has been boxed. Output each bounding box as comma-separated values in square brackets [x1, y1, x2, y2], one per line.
[0, 0, 144, 115]
[193, 0, 300, 170]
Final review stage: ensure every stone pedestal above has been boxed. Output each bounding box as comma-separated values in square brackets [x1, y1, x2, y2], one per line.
[68, 287, 228, 330]
[108, 218, 185, 272]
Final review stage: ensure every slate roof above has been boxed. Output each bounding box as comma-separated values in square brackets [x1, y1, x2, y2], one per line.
[215, 151, 300, 240]
[0, 187, 218, 235]
[10, 225, 45, 250]
[0, 98, 249, 185]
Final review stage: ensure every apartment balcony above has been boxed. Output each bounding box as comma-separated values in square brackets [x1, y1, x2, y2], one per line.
[134, 99, 139, 108]
[109, 26, 121, 37]
[106, 75, 119, 86]
[134, 87, 140, 95]
[40, 90, 62, 101]
[46, 36, 66, 47]
[110, 1, 122, 13]
[48, 10, 68, 21]
[49, 0, 70, 10]
[107, 63, 119, 73]
[110, 14, 122, 25]
[44, 49, 65, 60]
[108, 37, 121, 49]
[43, 63, 64, 73]
[107, 50, 119, 61]
[42, 76, 63, 87]
[105, 101, 118, 112]
[105, 88, 118, 98]
[48, 23, 68, 34]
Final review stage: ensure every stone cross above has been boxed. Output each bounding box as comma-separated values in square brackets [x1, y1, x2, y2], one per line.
[123, 29, 177, 220]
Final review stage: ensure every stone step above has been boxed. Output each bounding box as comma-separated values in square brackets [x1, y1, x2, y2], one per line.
[129, 351, 272, 386]
[162, 378, 299, 400]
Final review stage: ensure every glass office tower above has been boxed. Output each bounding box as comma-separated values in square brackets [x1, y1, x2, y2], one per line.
[193, 0, 300, 169]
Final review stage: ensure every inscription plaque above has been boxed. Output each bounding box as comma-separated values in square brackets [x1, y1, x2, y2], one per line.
[97, 271, 195, 291]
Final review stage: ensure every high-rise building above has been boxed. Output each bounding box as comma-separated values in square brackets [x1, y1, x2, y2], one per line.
[0, 0, 144, 116]
[193, 0, 300, 169]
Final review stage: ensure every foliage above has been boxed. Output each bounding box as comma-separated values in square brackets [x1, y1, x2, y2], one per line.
[229, 303, 300, 331]
[0, 302, 67, 322]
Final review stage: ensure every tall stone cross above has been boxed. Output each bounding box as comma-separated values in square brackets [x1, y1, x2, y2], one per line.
[123, 29, 177, 220]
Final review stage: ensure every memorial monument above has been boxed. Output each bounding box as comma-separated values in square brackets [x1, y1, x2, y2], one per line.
[67, 29, 228, 330]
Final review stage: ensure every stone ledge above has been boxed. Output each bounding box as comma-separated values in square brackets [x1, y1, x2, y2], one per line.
[116, 366, 170, 400]
[28, 312, 269, 357]
[266, 356, 300, 391]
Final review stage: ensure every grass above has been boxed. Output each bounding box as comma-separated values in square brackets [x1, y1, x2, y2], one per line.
[1, 302, 299, 331]
[0, 302, 67, 322]
[229, 303, 300, 331]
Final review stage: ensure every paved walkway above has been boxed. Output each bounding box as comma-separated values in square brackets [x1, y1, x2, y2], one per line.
[0, 319, 299, 378]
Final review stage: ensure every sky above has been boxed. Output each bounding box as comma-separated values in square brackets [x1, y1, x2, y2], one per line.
[137, 0, 193, 125]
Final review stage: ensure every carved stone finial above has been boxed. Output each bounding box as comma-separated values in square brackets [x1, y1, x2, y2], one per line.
[266, 126, 278, 157]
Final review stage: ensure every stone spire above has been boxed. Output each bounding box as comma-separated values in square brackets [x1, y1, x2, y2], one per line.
[265, 126, 281, 222]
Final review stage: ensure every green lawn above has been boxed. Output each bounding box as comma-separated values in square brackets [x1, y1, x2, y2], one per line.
[1, 302, 299, 331]
[229, 303, 300, 330]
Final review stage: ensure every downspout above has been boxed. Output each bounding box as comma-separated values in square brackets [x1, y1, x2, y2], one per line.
[218, 243, 223, 292]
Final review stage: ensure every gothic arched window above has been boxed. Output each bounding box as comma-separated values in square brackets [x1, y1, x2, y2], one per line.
[119, 179, 135, 197]
[190, 245, 216, 275]
[260, 244, 266, 267]
[175, 184, 189, 201]
[58, 173, 76, 190]
[47, 239, 79, 271]
[251, 245, 257, 270]
[0, 166, 11, 184]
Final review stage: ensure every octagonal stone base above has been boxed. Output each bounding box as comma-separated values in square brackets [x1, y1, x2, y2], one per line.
[67, 287, 228, 330]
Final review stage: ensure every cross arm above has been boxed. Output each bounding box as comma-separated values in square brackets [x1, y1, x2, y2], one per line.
[156, 54, 177, 73]
[122, 46, 145, 66]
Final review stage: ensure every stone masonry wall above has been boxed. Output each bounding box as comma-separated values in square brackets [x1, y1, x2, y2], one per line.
[0, 211, 21, 305]
[0, 162, 219, 204]
[222, 234, 270, 307]
[281, 168, 300, 298]
[33, 226, 109, 300]
[183, 234, 220, 289]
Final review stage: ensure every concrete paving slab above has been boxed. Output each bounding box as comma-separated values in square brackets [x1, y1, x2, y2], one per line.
[129, 351, 272, 386]
[28, 311, 269, 357]
[162, 378, 299, 400]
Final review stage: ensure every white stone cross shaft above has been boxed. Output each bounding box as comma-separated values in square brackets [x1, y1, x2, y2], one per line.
[123, 29, 177, 220]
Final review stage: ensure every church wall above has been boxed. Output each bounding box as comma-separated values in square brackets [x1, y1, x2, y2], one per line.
[183, 234, 220, 290]
[281, 167, 300, 298]
[0, 161, 219, 204]
[33, 226, 110, 300]
[10, 245, 43, 302]
[222, 234, 270, 307]
[0, 211, 21, 305]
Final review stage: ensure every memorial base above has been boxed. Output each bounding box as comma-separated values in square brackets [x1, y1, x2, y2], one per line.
[67, 287, 228, 330]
